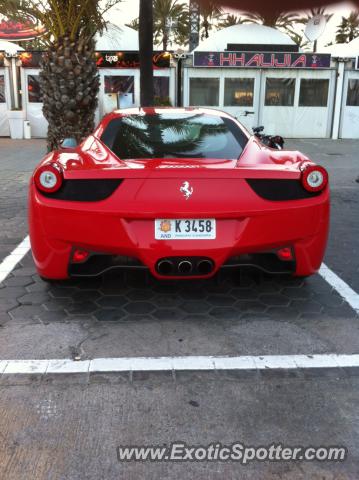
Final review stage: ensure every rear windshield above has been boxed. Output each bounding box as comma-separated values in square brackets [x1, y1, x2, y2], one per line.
[101, 112, 248, 160]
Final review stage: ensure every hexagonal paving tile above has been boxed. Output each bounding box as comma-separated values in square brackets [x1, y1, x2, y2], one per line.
[124, 302, 156, 315]
[209, 307, 240, 319]
[152, 308, 185, 321]
[65, 302, 98, 315]
[96, 296, 129, 309]
[93, 309, 128, 322]
[259, 294, 290, 307]
[182, 301, 211, 314]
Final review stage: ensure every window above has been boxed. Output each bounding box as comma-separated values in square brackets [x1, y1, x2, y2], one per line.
[104, 76, 134, 95]
[347, 79, 359, 107]
[224, 78, 255, 107]
[299, 79, 329, 107]
[265, 78, 295, 106]
[28, 75, 43, 103]
[0, 75, 5, 103]
[190, 78, 219, 106]
[154, 77, 169, 98]
[101, 112, 248, 160]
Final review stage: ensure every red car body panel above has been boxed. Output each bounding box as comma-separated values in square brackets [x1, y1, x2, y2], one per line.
[29, 108, 330, 280]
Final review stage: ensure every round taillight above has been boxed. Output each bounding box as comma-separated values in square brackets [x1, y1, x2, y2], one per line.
[302, 165, 328, 193]
[34, 164, 63, 193]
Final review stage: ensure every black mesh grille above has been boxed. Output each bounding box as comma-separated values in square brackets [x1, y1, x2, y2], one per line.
[69, 254, 145, 277]
[224, 253, 295, 274]
[246, 179, 321, 201]
[40, 179, 123, 201]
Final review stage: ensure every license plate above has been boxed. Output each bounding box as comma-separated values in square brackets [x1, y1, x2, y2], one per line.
[155, 219, 216, 240]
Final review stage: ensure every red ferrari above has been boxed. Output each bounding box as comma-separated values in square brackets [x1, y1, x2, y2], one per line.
[29, 108, 329, 281]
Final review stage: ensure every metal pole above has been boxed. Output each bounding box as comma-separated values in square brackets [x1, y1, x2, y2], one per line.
[11, 57, 19, 109]
[332, 60, 345, 140]
[189, 0, 200, 52]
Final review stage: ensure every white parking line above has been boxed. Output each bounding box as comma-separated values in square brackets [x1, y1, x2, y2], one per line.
[319, 264, 359, 314]
[0, 236, 31, 284]
[1, 354, 359, 375]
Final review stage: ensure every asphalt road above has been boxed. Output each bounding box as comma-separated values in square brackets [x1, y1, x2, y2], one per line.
[0, 137, 358, 480]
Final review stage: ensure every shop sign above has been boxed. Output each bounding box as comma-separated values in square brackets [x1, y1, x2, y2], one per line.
[194, 51, 331, 69]
[19, 51, 172, 69]
[95, 51, 171, 69]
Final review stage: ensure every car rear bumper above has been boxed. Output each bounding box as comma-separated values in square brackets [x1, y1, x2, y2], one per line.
[29, 184, 330, 280]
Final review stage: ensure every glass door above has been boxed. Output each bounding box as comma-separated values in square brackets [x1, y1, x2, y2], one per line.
[340, 71, 359, 139]
[23, 68, 48, 138]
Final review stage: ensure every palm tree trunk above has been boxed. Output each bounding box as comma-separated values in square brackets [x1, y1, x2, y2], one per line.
[204, 19, 209, 38]
[163, 31, 168, 51]
[40, 35, 99, 151]
[139, 0, 154, 107]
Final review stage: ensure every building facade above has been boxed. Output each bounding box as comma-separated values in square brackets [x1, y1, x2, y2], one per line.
[0, 23, 359, 139]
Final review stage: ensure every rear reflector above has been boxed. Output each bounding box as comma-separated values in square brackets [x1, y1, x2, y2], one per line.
[72, 249, 90, 263]
[277, 247, 294, 262]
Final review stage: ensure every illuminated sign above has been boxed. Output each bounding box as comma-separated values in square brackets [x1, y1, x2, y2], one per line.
[95, 51, 171, 69]
[194, 52, 331, 69]
[0, 17, 46, 41]
[19, 51, 172, 69]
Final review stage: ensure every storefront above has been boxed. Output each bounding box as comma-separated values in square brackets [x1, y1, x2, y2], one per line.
[183, 24, 335, 138]
[1, 23, 358, 140]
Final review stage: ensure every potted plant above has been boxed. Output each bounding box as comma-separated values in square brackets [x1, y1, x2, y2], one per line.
[6, 107, 25, 139]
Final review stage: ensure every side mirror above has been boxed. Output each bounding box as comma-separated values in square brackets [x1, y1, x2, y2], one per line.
[61, 138, 78, 149]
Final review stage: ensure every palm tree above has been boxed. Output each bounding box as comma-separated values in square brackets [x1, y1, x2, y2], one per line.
[200, 1, 223, 39]
[1, 0, 121, 150]
[244, 10, 301, 34]
[335, 11, 359, 43]
[127, 1, 189, 50]
[286, 30, 310, 49]
[152, 0, 189, 50]
[126, 18, 139, 31]
[218, 13, 248, 29]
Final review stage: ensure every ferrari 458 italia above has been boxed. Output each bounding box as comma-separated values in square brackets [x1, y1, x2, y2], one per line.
[29, 108, 329, 281]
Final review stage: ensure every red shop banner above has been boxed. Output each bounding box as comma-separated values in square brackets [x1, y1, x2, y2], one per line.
[0, 17, 46, 41]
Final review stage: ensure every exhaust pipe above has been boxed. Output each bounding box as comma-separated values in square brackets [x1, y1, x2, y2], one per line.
[197, 259, 214, 275]
[157, 260, 175, 276]
[178, 260, 193, 275]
